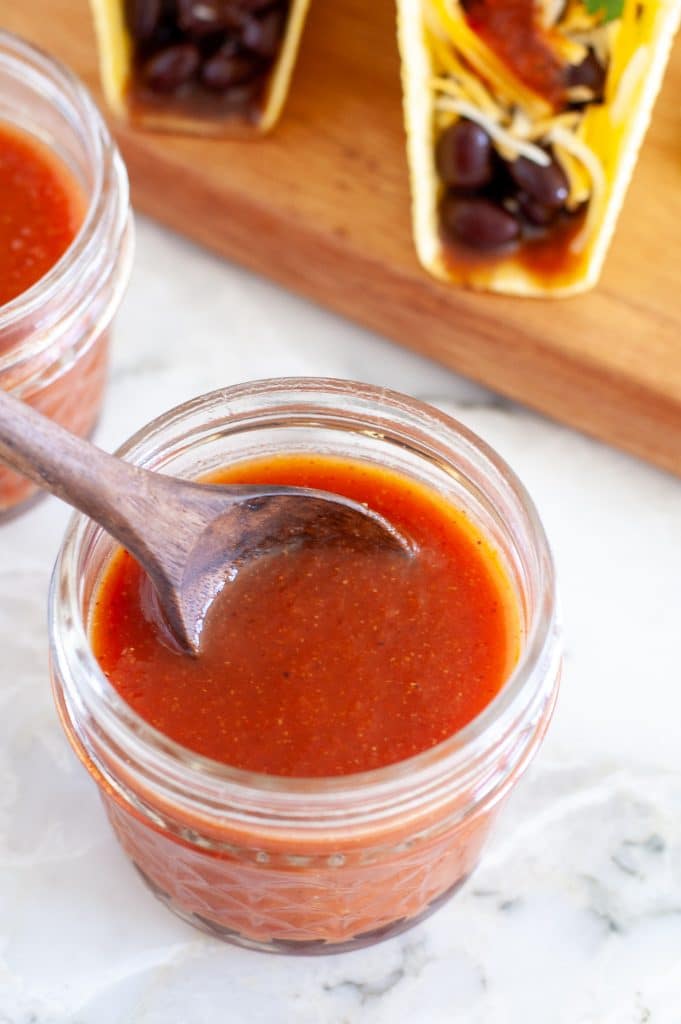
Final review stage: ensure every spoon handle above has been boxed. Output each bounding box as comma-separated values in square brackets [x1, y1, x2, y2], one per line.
[0, 387, 131, 504]
[0, 389, 177, 567]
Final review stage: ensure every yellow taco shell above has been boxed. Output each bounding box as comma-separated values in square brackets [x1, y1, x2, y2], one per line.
[398, 0, 681, 296]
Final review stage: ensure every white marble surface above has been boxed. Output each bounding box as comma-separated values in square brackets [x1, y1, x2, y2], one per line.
[1, 218, 681, 1024]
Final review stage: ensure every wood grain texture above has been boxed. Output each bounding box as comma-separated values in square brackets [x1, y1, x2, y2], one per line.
[3, 0, 681, 473]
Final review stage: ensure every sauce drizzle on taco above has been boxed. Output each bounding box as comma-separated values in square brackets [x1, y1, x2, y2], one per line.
[462, 0, 567, 106]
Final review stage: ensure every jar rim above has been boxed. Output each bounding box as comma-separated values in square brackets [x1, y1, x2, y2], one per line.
[50, 378, 559, 823]
[0, 31, 129, 365]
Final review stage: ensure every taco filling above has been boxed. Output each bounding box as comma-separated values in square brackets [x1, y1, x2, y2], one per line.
[400, 0, 680, 293]
[127, 1, 289, 118]
[90, 0, 310, 133]
[429, 0, 616, 260]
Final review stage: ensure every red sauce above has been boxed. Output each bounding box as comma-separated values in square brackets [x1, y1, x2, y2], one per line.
[91, 455, 519, 778]
[0, 122, 84, 306]
[464, 0, 566, 106]
[441, 208, 588, 284]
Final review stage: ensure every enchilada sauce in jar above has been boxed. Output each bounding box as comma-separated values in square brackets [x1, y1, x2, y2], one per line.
[89, 454, 522, 946]
[0, 33, 132, 521]
[0, 124, 84, 306]
[0, 123, 92, 514]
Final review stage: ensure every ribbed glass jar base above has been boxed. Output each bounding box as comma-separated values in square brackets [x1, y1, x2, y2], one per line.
[134, 856, 473, 955]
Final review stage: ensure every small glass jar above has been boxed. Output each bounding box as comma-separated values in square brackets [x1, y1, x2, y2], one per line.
[49, 379, 561, 955]
[0, 32, 133, 520]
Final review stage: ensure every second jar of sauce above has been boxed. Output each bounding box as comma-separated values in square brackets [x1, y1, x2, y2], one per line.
[0, 31, 133, 520]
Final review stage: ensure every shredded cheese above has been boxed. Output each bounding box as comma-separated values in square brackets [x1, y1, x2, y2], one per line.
[527, 111, 582, 137]
[608, 44, 648, 123]
[539, 0, 569, 28]
[566, 84, 596, 102]
[568, 25, 615, 66]
[431, 70, 500, 117]
[561, 0, 601, 32]
[552, 142, 592, 207]
[426, 26, 506, 115]
[435, 97, 552, 164]
[429, 0, 552, 117]
[547, 124, 607, 251]
[552, 35, 588, 63]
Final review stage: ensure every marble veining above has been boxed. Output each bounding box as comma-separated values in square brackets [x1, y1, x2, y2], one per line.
[1, 219, 680, 1023]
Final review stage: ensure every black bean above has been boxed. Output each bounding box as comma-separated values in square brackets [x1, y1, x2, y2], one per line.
[218, 76, 265, 107]
[177, 0, 244, 35]
[436, 119, 493, 189]
[207, 36, 241, 57]
[567, 50, 606, 99]
[481, 156, 517, 203]
[201, 47, 263, 89]
[509, 154, 568, 210]
[441, 195, 520, 251]
[126, 0, 163, 40]
[516, 191, 557, 227]
[242, 7, 286, 59]
[142, 42, 201, 91]
[137, 7, 184, 54]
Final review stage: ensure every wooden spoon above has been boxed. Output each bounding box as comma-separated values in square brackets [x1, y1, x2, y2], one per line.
[0, 389, 411, 654]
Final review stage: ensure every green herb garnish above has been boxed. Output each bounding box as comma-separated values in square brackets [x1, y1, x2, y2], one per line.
[583, 0, 625, 22]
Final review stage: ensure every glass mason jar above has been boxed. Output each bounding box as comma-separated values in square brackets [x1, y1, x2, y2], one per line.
[49, 379, 561, 955]
[0, 32, 133, 520]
